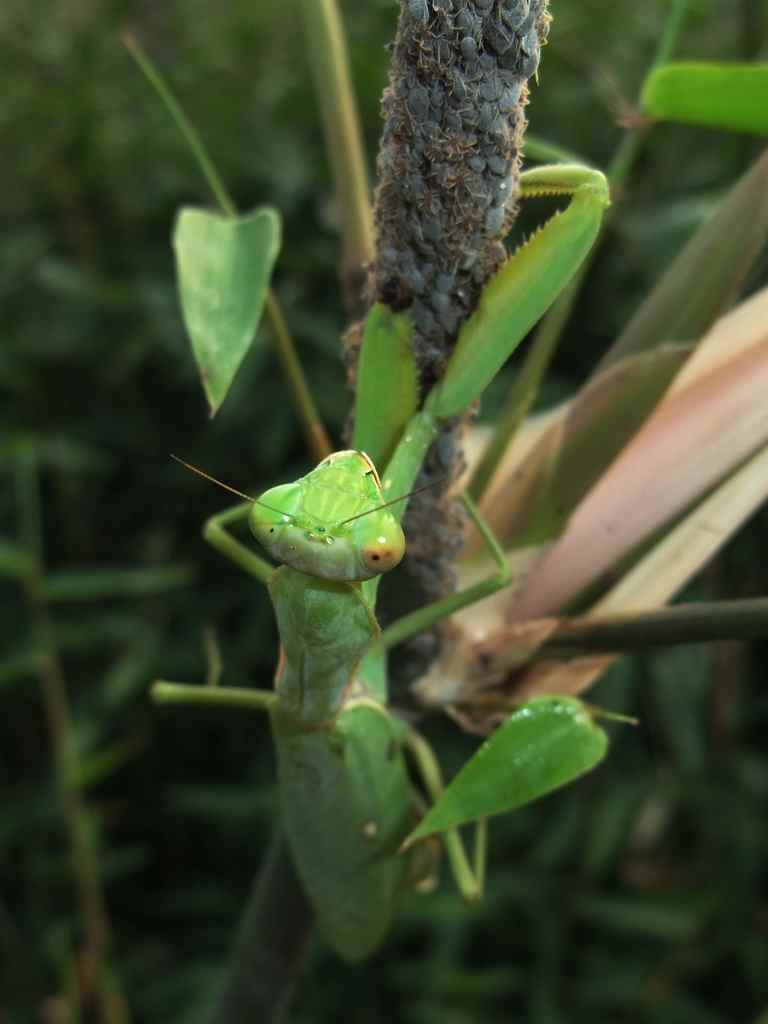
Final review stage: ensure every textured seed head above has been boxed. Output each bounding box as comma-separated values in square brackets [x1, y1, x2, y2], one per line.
[521, 27, 539, 54]
[460, 35, 479, 62]
[364, 0, 552, 609]
[499, 82, 523, 111]
[485, 204, 506, 233]
[455, 9, 478, 34]
[487, 152, 509, 175]
[406, 0, 430, 23]
[484, 18, 513, 55]
[500, 0, 531, 31]
[518, 47, 540, 77]
[407, 84, 430, 119]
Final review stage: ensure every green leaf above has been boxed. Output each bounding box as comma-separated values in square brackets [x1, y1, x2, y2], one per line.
[352, 304, 418, 471]
[0, 539, 35, 580]
[405, 697, 608, 843]
[0, 650, 41, 691]
[173, 206, 281, 416]
[572, 890, 715, 940]
[43, 565, 193, 601]
[523, 133, 588, 165]
[73, 734, 147, 789]
[642, 63, 768, 136]
[493, 153, 768, 550]
[487, 345, 691, 549]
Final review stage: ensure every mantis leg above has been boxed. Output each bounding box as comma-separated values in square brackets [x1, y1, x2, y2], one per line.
[203, 501, 275, 586]
[151, 680, 277, 713]
[157, 504, 277, 706]
[404, 727, 486, 901]
[381, 493, 510, 650]
[425, 164, 609, 422]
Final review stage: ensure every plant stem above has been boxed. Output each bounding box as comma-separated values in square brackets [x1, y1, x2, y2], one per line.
[299, 0, 374, 314]
[265, 291, 332, 461]
[543, 598, 768, 656]
[209, 830, 313, 1024]
[14, 449, 130, 1024]
[123, 32, 235, 218]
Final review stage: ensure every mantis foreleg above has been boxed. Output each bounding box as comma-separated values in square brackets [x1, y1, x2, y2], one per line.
[404, 727, 486, 901]
[203, 501, 275, 585]
[381, 493, 511, 650]
[152, 680, 277, 712]
[158, 161, 611, 963]
[149, 504, 277, 707]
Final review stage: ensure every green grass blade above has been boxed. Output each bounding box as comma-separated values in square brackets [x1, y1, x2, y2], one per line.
[642, 63, 768, 136]
[600, 149, 768, 370]
[0, 650, 41, 691]
[173, 207, 281, 416]
[352, 304, 418, 469]
[523, 134, 587, 165]
[43, 565, 193, 602]
[0, 538, 35, 579]
[299, 0, 374, 297]
[488, 345, 691, 548]
[404, 697, 608, 843]
[485, 154, 768, 547]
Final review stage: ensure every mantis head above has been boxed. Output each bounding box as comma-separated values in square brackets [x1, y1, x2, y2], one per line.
[170, 451, 408, 583]
[249, 451, 406, 583]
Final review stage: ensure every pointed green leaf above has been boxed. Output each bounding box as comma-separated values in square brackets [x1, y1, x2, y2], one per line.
[405, 697, 608, 844]
[352, 304, 418, 470]
[642, 63, 768, 136]
[173, 206, 281, 416]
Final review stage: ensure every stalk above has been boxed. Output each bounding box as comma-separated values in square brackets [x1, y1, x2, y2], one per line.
[299, 0, 375, 313]
[15, 450, 130, 1024]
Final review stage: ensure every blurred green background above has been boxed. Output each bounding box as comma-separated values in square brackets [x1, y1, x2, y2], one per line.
[3, 1, 768, 1021]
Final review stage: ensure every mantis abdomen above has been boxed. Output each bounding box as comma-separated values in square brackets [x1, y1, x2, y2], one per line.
[273, 704, 415, 962]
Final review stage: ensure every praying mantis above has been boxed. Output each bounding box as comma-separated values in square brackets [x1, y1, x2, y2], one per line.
[153, 162, 613, 961]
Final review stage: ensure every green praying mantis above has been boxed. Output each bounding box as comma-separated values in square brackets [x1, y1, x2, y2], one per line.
[153, 163, 614, 962]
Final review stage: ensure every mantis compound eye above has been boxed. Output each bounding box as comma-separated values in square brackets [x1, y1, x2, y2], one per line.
[360, 531, 405, 576]
[360, 516, 409, 581]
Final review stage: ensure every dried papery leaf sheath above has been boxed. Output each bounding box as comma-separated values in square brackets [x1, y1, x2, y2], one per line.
[365, 0, 551, 599]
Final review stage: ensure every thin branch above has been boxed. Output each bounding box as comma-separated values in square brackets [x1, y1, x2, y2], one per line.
[14, 449, 130, 1024]
[543, 598, 768, 657]
[299, 0, 374, 314]
[209, 831, 313, 1024]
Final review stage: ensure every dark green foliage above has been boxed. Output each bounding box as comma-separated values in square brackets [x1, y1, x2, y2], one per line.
[2, 1, 768, 1021]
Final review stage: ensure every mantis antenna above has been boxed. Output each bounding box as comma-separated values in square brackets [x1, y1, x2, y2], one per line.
[172, 453, 442, 528]
[170, 455, 290, 517]
[335, 478, 445, 526]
